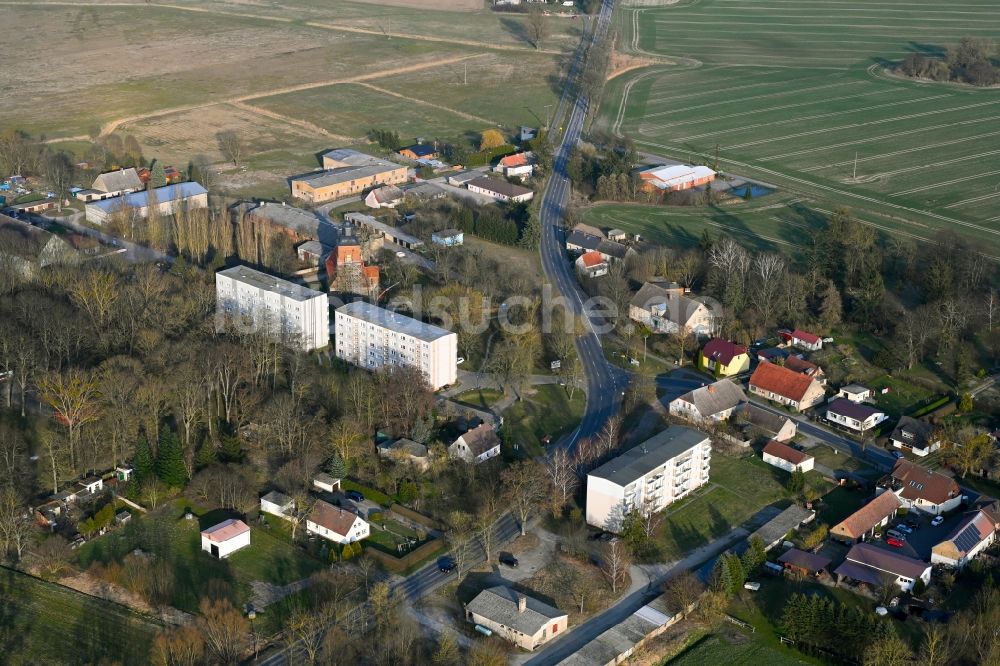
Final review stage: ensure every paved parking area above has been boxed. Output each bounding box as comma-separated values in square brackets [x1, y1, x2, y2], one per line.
[869, 511, 965, 560]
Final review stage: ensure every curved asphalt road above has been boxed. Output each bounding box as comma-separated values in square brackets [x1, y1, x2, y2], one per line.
[539, 0, 625, 450]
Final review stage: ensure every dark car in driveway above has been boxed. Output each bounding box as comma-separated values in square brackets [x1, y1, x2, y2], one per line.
[345, 490, 364, 502]
[499, 553, 519, 568]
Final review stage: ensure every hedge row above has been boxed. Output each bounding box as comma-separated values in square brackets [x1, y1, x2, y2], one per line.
[463, 144, 517, 168]
[389, 504, 440, 531]
[910, 395, 952, 418]
[366, 538, 446, 574]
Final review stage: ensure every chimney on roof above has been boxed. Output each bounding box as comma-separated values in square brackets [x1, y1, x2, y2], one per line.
[517, 595, 527, 613]
[707, 385, 715, 393]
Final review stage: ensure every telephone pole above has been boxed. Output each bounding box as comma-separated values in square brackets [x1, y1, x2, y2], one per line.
[853, 151, 858, 180]
[464, 61, 467, 86]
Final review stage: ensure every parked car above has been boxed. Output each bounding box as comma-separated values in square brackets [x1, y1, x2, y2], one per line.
[931, 516, 945, 527]
[499, 553, 519, 568]
[896, 524, 913, 534]
[395, 251, 406, 258]
[743, 581, 761, 591]
[886, 529, 906, 541]
[903, 520, 919, 530]
[892, 451, 904, 459]
[886, 537, 905, 548]
[345, 490, 364, 502]
[437, 556, 456, 573]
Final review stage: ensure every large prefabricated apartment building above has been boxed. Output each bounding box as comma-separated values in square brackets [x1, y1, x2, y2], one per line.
[334, 301, 457, 390]
[216, 265, 330, 351]
[586, 426, 711, 531]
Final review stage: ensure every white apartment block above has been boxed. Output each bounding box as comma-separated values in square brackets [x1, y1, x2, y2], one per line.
[586, 426, 711, 532]
[216, 265, 329, 351]
[334, 301, 457, 390]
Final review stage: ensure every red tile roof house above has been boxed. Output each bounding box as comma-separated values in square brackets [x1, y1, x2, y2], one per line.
[830, 491, 901, 544]
[575, 250, 608, 278]
[825, 398, 888, 433]
[782, 328, 823, 351]
[748, 362, 825, 411]
[781, 355, 826, 385]
[835, 542, 931, 593]
[306, 500, 370, 544]
[494, 152, 534, 180]
[931, 509, 998, 569]
[200, 518, 250, 558]
[762, 440, 815, 473]
[877, 459, 963, 516]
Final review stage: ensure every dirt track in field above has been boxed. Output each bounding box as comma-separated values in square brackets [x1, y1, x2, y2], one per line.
[347, 0, 482, 9]
[47, 53, 489, 142]
[352, 82, 497, 125]
[0, 1, 560, 54]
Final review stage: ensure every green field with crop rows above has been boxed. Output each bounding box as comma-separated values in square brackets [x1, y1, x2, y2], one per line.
[602, 0, 1000, 254]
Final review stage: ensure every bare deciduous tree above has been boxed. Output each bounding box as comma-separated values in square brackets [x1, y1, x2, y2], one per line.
[750, 253, 785, 327]
[601, 539, 630, 594]
[501, 460, 550, 535]
[198, 597, 248, 665]
[597, 414, 622, 455]
[216, 130, 245, 167]
[38, 368, 102, 474]
[527, 6, 549, 48]
[663, 571, 704, 618]
[0, 486, 34, 561]
[544, 447, 579, 515]
[152, 625, 205, 666]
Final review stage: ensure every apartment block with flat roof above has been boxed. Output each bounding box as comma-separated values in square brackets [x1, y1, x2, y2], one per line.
[334, 301, 457, 390]
[586, 426, 711, 531]
[216, 265, 329, 351]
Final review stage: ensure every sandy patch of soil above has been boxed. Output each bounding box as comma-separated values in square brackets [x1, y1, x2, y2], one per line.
[60, 571, 193, 626]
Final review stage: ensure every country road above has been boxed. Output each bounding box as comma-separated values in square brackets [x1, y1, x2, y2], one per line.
[538, 0, 625, 453]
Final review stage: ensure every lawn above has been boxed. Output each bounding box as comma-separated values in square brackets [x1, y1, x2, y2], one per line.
[655, 452, 789, 558]
[807, 444, 878, 478]
[604, 337, 673, 376]
[601, 0, 1000, 256]
[453, 388, 505, 410]
[366, 518, 427, 555]
[503, 384, 586, 456]
[0, 566, 161, 665]
[75, 504, 324, 612]
[726, 572, 925, 654]
[814, 485, 870, 527]
[341, 478, 395, 507]
[666, 630, 813, 666]
[584, 197, 821, 259]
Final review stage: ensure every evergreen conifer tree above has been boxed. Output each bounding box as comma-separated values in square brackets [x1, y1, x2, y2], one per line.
[156, 425, 188, 487]
[134, 432, 155, 481]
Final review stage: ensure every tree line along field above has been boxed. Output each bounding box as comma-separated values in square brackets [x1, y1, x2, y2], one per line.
[599, 0, 1000, 255]
[0, 1, 574, 178]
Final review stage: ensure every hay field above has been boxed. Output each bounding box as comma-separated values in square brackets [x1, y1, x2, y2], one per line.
[602, 0, 1000, 253]
[0, 0, 573, 194]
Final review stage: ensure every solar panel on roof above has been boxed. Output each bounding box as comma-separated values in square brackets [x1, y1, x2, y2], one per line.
[953, 524, 982, 553]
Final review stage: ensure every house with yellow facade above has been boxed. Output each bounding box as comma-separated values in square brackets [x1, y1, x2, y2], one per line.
[698, 338, 750, 376]
[290, 149, 408, 204]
